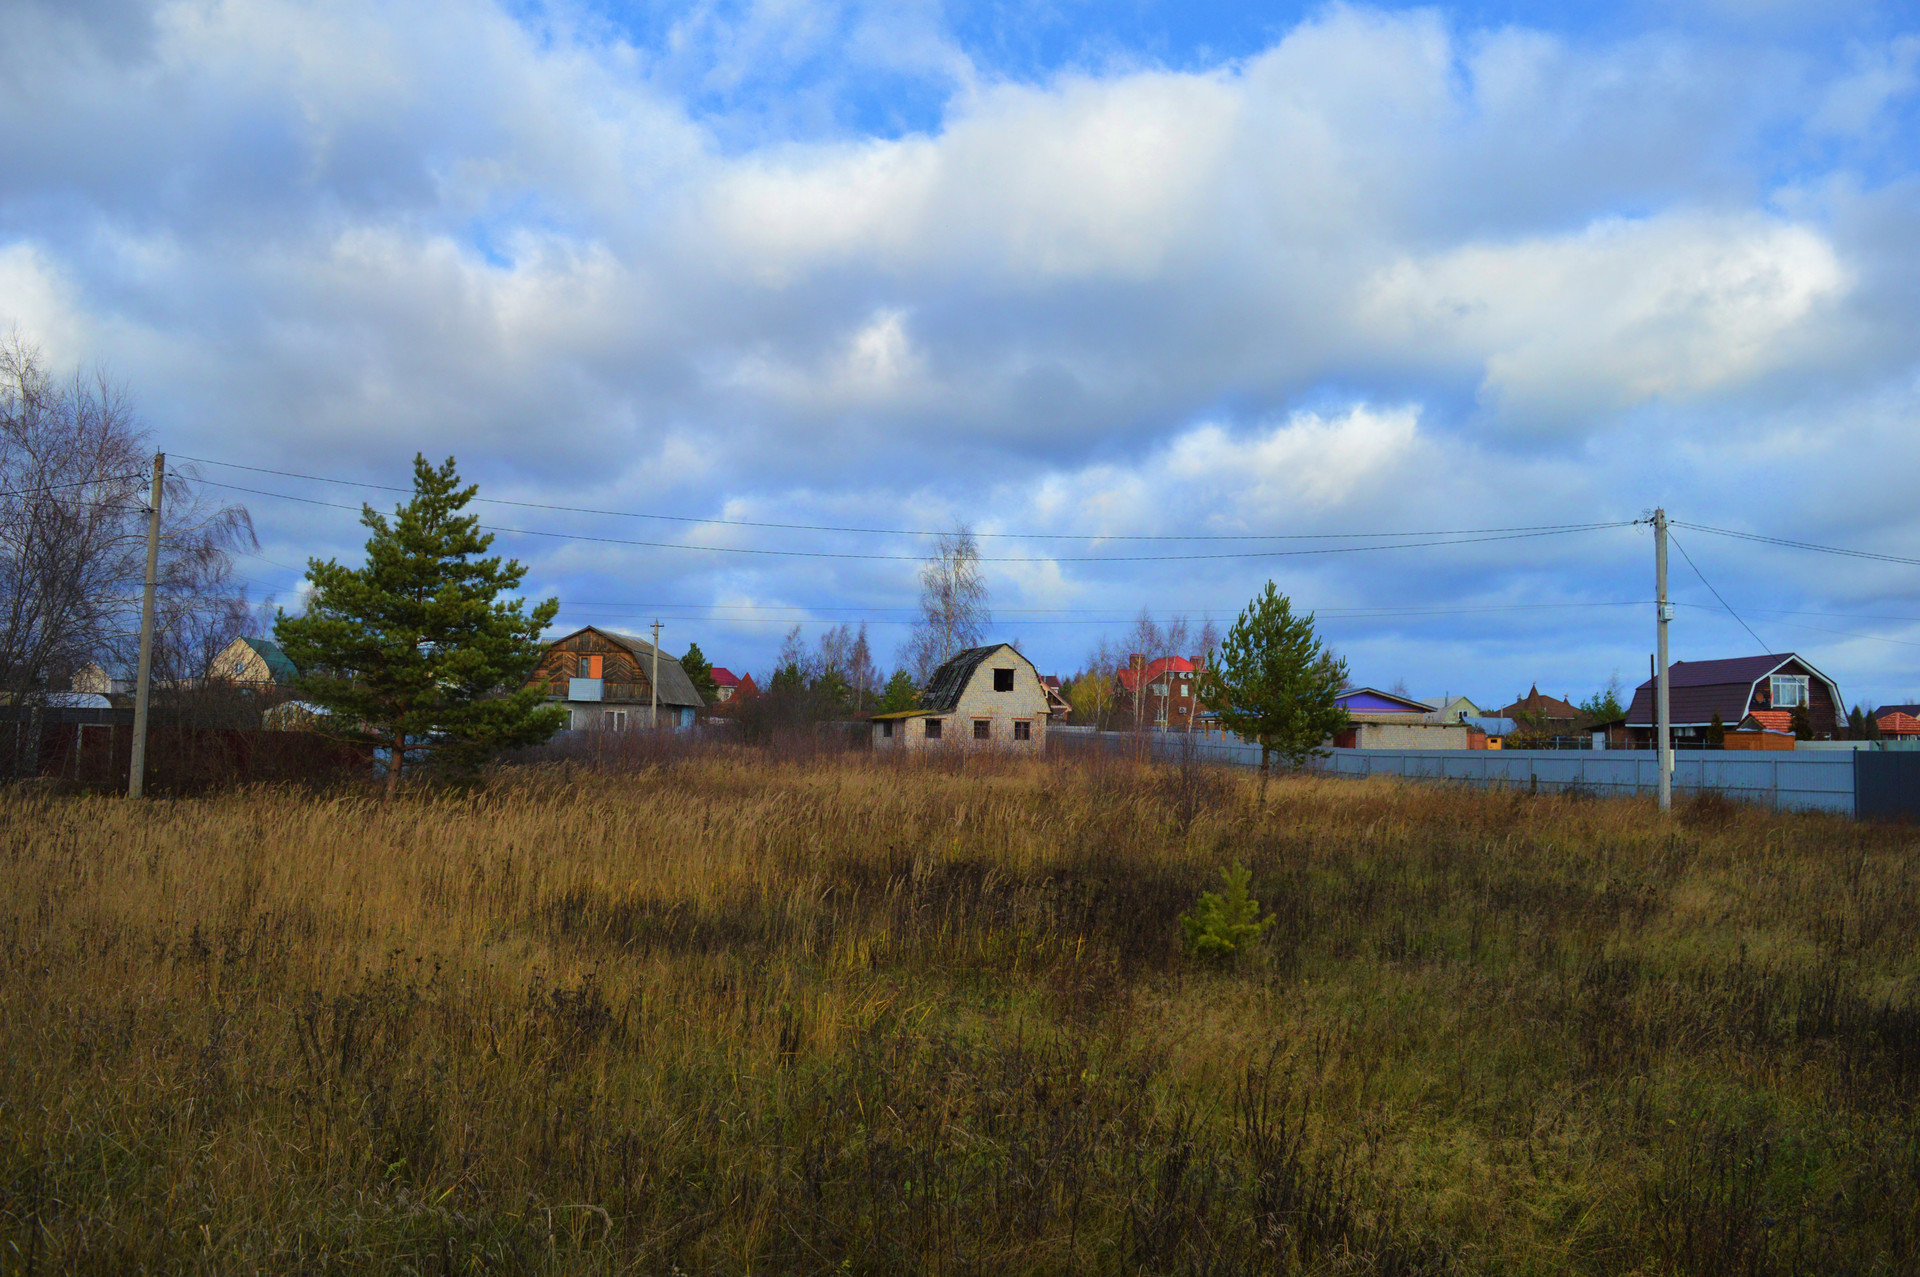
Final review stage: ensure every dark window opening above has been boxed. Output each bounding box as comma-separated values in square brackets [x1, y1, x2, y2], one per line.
[881, 720, 894, 738]
[974, 719, 991, 740]
[1013, 720, 1031, 741]
[993, 668, 1014, 692]
[925, 718, 942, 739]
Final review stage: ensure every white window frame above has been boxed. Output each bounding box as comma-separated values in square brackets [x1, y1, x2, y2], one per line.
[1770, 674, 1809, 708]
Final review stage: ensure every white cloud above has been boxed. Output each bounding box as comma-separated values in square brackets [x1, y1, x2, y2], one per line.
[1360, 215, 1850, 419]
[0, 243, 87, 367]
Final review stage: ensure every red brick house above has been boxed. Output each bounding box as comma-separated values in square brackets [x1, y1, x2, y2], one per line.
[710, 668, 757, 703]
[1623, 653, 1842, 747]
[1115, 654, 1203, 730]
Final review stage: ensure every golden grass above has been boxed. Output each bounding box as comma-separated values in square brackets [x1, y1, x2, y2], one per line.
[2, 752, 1918, 1273]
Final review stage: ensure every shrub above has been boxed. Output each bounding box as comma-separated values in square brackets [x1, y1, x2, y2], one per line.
[1179, 860, 1275, 965]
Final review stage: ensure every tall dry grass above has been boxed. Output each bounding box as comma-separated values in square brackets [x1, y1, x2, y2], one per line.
[2, 750, 1918, 1274]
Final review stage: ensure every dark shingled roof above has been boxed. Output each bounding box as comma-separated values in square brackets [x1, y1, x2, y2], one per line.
[1625, 654, 1836, 727]
[919, 644, 1019, 713]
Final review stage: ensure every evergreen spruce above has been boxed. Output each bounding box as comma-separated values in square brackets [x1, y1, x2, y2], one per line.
[680, 642, 719, 703]
[274, 455, 562, 795]
[879, 669, 920, 713]
[1706, 710, 1726, 747]
[1197, 582, 1349, 799]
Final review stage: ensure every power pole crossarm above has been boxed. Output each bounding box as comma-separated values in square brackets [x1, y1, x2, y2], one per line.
[128, 452, 164, 799]
[1655, 508, 1673, 814]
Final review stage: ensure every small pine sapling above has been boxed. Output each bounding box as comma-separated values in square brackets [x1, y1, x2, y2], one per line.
[1179, 861, 1275, 966]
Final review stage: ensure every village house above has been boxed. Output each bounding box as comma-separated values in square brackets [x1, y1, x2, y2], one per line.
[209, 636, 300, 687]
[1115, 654, 1203, 730]
[1623, 653, 1843, 747]
[527, 627, 707, 730]
[870, 644, 1049, 751]
[1496, 686, 1585, 743]
[709, 667, 757, 703]
[1039, 675, 1072, 724]
[1331, 687, 1486, 749]
[1875, 704, 1920, 739]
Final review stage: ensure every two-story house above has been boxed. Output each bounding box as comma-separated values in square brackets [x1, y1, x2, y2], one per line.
[870, 644, 1049, 750]
[1115, 654, 1203, 730]
[1623, 653, 1842, 746]
[527, 627, 707, 730]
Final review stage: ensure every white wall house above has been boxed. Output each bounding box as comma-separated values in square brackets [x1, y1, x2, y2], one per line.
[871, 644, 1049, 751]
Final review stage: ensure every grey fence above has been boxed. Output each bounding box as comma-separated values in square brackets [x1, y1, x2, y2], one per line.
[1049, 727, 1859, 816]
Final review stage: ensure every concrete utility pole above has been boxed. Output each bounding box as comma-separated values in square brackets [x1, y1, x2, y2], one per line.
[650, 619, 662, 730]
[128, 452, 164, 799]
[1654, 507, 1673, 813]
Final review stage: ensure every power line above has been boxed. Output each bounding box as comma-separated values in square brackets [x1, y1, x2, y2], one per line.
[1673, 520, 1920, 569]
[0, 472, 151, 500]
[177, 453, 1636, 545]
[191, 476, 1634, 563]
[1667, 530, 1770, 653]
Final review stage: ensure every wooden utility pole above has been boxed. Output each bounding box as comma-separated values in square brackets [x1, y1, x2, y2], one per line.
[128, 452, 164, 799]
[1654, 508, 1673, 813]
[650, 619, 661, 730]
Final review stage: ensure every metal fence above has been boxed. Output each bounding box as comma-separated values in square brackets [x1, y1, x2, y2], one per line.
[1048, 727, 1859, 815]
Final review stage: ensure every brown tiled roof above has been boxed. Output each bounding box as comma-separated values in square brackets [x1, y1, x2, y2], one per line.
[1878, 711, 1920, 737]
[1497, 685, 1581, 720]
[1739, 710, 1792, 733]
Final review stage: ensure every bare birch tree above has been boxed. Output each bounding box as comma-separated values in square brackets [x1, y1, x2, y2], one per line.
[0, 334, 253, 725]
[902, 525, 989, 682]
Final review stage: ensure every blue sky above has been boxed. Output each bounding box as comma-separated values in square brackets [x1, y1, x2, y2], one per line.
[5, 0, 1920, 705]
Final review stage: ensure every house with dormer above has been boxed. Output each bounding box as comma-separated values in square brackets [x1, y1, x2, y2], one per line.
[1623, 653, 1841, 747]
[527, 627, 707, 730]
[870, 644, 1048, 750]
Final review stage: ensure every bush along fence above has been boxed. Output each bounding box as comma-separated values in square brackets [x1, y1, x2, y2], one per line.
[1049, 726, 1920, 820]
[2, 705, 370, 793]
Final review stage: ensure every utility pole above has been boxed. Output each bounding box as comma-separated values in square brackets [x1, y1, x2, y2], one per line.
[128, 452, 164, 799]
[650, 619, 661, 730]
[1654, 508, 1673, 813]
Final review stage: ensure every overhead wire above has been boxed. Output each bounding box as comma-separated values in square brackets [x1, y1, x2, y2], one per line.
[1667, 530, 1771, 653]
[177, 453, 1638, 543]
[1673, 520, 1920, 569]
[190, 475, 1635, 563]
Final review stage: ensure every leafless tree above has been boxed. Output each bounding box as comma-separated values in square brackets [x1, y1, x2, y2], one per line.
[0, 334, 253, 735]
[902, 525, 989, 682]
[1194, 617, 1221, 668]
[1128, 608, 1191, 666]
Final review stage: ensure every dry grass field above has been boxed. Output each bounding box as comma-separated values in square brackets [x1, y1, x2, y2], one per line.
[2, 749, 1918, 1274]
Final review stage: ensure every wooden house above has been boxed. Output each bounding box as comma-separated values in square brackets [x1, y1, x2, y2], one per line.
[527, 627, 707, 730]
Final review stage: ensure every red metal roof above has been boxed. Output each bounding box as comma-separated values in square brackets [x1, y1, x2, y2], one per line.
[1117, 655, 1196, 692]
[710, 667, 741, 687]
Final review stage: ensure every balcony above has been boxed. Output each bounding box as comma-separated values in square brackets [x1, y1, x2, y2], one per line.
[568, 677, 604, 702]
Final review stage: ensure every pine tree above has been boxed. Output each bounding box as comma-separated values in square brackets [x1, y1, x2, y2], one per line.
[1197, 582, 1349, 799]
[879, 668, 920, 713]
[1706, 710, 1726, 747]
[680, 641, 719, 702]
[274, 455, 562, 795]
[1791, 704, 1814, 741]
